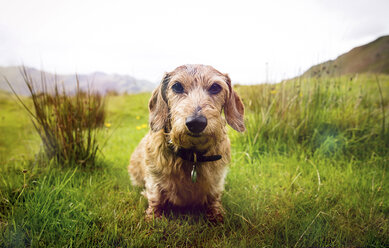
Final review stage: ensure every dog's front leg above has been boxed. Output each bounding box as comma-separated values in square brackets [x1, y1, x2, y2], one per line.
[144, 182, 166, 221]
[206, 195, 225, 223]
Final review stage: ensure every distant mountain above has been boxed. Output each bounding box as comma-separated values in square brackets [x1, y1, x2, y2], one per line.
[0, 66, 156, 95]
[302, 35, 389, 77]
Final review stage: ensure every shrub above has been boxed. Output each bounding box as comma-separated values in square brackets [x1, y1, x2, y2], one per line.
[5, 67, 106, 166]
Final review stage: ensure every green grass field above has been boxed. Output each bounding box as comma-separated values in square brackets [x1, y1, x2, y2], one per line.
[0, 75, 388, 247]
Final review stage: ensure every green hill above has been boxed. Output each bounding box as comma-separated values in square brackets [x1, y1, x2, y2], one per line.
[303, 35, 389, 77]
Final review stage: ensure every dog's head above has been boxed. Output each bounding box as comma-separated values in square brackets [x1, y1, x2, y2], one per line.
[149, 64, 245, 150]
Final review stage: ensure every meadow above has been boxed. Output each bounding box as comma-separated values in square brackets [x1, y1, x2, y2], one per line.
[0, 74, 388, 247]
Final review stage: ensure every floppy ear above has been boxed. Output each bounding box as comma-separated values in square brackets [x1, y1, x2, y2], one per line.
[224, 75, 245, 132]
[149, 73, 170, 131]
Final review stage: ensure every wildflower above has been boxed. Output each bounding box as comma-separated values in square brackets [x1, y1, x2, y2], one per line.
[136, 126, 141, 130]
[141, 124, 147, 129]
[104, 123, 112, 128]
[136, 116, 140, 120]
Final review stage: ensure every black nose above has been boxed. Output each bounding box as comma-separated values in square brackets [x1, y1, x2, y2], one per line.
[185, 115, 207, 133]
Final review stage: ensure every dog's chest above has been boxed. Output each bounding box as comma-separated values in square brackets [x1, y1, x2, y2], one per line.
[163, 161, 224, 207]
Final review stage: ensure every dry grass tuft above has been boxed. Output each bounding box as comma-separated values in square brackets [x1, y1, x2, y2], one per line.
[5, 66, 106, 166]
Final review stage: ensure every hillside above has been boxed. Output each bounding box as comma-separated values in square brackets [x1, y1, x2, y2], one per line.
[0, 66, 156, 95]
[302, 35, 389, 77]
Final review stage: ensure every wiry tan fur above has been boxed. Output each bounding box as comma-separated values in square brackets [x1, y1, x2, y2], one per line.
[128, 64, 245, 222]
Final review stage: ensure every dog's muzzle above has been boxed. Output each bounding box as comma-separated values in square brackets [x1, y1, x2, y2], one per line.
[185, 115, 207, 133]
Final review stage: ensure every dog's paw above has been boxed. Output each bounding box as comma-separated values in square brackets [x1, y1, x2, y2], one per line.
[145, 206, 163, 221]
[206, 207, 225, 224]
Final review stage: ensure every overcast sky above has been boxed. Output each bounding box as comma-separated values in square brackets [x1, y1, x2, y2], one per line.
[0, 0, 388, 84]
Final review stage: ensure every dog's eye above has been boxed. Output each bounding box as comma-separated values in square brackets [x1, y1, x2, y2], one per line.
[208, 83, 222, 95]
[172, 82, 184, 94]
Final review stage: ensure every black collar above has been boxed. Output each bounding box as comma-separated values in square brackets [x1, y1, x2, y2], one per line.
[176, 148, 222, 163]
[166, 140, 222, 163]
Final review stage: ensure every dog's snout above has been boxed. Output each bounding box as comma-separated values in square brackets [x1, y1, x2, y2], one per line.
[185, 115, 207, 133]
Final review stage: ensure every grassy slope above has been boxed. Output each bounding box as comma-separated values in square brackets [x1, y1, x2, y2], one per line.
[0, 75, 388, 247]
[303, 35, 389, 77]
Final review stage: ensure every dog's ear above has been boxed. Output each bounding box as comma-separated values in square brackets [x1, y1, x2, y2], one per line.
[149, 73, 170, 131]
[224, 75, 245, 132]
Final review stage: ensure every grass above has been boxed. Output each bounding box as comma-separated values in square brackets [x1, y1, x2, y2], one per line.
[236, 74, 389, 156]
[0, 74, 388, 247]
[4, 68, 106, 167]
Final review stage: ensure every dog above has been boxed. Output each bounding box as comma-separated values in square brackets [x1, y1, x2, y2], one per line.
[128, 64, 245, 222]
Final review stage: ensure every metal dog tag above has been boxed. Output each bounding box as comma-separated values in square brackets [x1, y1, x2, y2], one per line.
[191, 164, 197, 183]
[191, 153, 197, 183]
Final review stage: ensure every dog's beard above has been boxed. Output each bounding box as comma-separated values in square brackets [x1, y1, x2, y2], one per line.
[169, 119, 223, 151]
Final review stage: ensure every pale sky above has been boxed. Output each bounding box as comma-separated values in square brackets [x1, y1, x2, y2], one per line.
[0, 0, 388, 84]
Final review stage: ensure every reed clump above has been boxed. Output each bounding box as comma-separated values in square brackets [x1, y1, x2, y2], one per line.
[6, 67, 106, 166]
